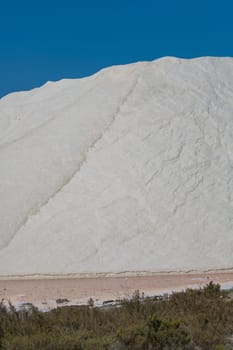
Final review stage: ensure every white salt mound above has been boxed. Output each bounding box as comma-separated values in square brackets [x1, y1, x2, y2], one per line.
[0, 57, 233, 276]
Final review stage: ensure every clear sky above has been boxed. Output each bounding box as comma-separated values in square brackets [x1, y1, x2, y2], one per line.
[0, 0, 232, 98]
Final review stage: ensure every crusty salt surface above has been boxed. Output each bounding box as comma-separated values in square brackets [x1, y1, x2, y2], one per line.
[0, 57, 233, 275]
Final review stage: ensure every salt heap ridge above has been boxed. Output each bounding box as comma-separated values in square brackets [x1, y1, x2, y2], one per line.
[0, 57, 233, 276]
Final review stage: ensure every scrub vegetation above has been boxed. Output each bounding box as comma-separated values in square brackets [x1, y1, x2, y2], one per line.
[0, 282, 233, 349]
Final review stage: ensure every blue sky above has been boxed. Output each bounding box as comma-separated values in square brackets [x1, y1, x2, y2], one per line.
[0, 0, 232, 98]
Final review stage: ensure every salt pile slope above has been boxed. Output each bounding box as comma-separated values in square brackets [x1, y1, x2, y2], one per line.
[0, 57, 233, 276]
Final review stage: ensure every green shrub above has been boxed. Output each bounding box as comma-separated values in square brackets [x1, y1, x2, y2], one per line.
[0, 283, 232, 350]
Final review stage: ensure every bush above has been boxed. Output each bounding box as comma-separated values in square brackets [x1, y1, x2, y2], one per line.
[0, 283, 232, 350]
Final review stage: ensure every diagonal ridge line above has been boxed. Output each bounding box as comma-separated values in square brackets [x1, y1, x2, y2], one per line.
[3, 72, 141, 250]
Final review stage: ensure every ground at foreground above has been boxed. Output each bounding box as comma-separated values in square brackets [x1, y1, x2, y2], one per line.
[1, 271, 233, 310]
[0, 282, 233, 350]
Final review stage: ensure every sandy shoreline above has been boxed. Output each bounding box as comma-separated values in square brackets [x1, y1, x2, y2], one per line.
[0, 271, 233, 310]
[0, 268, 233, 280]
